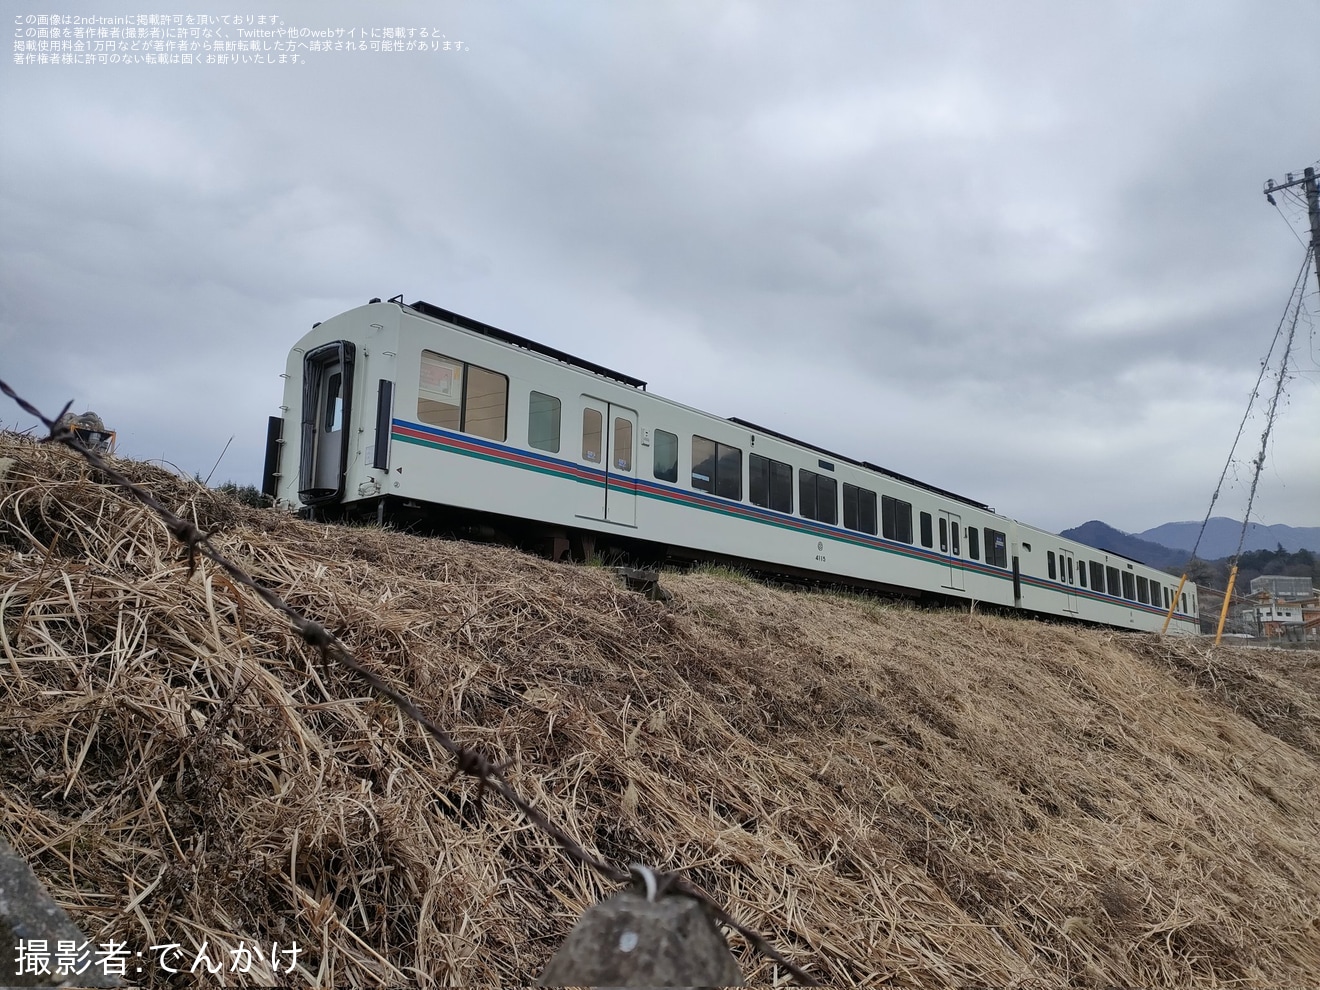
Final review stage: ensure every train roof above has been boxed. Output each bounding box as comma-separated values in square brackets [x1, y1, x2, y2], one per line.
[727, 417, 992, 512]
[399, 297, 993, 514]
[402, 298, 648, 390]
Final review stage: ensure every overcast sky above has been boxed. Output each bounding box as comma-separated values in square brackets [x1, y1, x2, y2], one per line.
[3, 0, 1318, 535]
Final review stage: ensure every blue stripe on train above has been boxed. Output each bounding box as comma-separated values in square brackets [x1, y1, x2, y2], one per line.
[389, 419, 1196, 623]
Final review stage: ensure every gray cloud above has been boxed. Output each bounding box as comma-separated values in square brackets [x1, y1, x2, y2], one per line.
[2, 0, 1317, 536]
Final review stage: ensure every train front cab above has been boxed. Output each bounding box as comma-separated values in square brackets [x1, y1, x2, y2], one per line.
[266, 303, 400, 518]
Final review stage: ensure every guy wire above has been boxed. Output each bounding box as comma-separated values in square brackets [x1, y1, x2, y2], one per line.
[1184, 244, 1313, 565]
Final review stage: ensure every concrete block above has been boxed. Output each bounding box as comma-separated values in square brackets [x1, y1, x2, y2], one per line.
[537, 890, 743, 988]
[0, 838, 118, 988]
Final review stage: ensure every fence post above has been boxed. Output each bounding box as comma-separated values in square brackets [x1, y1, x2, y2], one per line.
[537, 889, 743, 987]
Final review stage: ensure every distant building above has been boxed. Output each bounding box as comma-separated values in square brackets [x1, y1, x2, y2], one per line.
[1240, 603, 1305, 627]
[1248, 575, 1314, 601]
[1304, 602, 1320, 640]
[1239, 578, 1320, 641]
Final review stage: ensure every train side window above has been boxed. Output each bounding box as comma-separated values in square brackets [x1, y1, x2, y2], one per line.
[799, 469, 816, 519]
[843, 484, 877, 535]
[920, 512, 933, 548]
[967, 525, 979, 560]
[613, 418, 633, 471]
[819, 475, 837, 524]
[528, 391, 561, 452]
[465, 365, 509, 441]
[770, 459, 792, 512]
[1104, 566, 1119, 597]
[582, 408, 603, 462]
[418, 350, 507, 440]
[1163, 586, 1170, 609]
[1136, 576, 1149, 604]
[1078, 561, 1087, 588]
[898, 503, 913, 543]
[418, 351, 463, 431]
[691, 436, 715, 491]
[749, 456, 770, 506]
[653, 429, 678, 482]
[880, 496, 913, 544]
[716, 442, 742, 500]
[984, 528, 1007, 567]
[750, 454, 768, 506]
[799, 469, 837, 524]
[751, 454, 793, 512]
[1181, 592, 1188, 613]
[692, 435, 742, 499]
[1047, 551, 1057, 580]
[1121, 571, 1135, 601]
[1091, 561, 1105, 592]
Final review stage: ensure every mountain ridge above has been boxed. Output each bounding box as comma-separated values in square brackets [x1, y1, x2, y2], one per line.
[1060, 519, 1320, 591]
[1059, 521, 1189, 570]
[1135, 518, 1320, 558]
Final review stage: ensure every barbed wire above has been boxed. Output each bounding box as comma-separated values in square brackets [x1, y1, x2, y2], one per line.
[0, 376, 817, 986]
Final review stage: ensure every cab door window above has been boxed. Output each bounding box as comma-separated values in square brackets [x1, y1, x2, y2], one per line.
[324, 373, 343, 432]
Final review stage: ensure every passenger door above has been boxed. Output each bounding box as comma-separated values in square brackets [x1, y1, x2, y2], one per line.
[577, 398, 608, 520]
[576, 397, 637, 527]
[940, 510, 965, 591]
[605, 405, 638, 526]
[1059, 547, 1078, 613]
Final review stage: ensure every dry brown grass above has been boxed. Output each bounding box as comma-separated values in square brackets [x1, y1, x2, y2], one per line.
[2, 431, 1318, 988]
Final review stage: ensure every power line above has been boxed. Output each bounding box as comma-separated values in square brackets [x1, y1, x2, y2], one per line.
[1185, 247, 1313, 563]
[1233, 277, 1304, 562]
[1272, 197, 1308, 248]
[1209, 250, 1309, 644]
[1263, 165, 1320, 295]
[1160, 243, 1313, 637]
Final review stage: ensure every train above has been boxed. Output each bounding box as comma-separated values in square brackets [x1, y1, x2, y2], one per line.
[263, 296, 1200, 635]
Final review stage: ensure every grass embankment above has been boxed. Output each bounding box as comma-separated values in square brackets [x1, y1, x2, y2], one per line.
[2, 432, 1318, 988]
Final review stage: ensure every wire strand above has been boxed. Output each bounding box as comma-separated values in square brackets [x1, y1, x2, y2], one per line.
[1231, 254, 1307, 562]
[1184, 245, 1314, 564]
[1272, 197, 1309, 248]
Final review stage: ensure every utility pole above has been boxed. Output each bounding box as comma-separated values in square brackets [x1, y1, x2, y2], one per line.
[1264, 165, 1320, 293]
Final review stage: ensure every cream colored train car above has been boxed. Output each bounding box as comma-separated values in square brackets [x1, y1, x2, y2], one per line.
[265, 297, 1199, 635]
